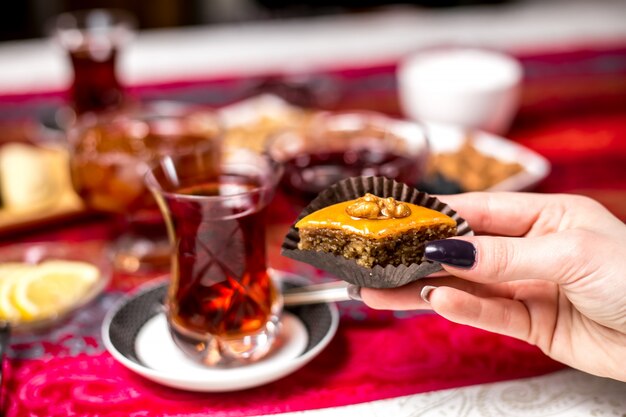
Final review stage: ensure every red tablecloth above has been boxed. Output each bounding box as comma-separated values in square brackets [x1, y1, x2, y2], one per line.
[1, 43, 625, 416]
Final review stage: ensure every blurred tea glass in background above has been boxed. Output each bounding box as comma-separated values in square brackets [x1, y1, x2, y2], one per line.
[147, 147, 283, 366]
[398, 47, 522, 135]
[66, 105, 222, 274]
[50, 9, 135, 116]
[267, 111, 430, 207]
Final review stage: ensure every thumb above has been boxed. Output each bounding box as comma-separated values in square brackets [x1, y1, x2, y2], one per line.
[424, 232, 587, 285]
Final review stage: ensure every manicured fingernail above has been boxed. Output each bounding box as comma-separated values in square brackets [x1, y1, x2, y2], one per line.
[420, 285, 436, 303]
[347, 285, 362, 301]
[424, 239, 476, 268]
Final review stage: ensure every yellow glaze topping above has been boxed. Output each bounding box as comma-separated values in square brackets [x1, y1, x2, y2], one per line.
[296, 199, 456, 239]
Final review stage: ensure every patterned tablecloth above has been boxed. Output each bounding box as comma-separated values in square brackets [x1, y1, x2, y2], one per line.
[0, 43, 625, 416]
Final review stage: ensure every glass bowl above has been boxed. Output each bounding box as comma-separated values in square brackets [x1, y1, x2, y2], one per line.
[0, 240, 111, 333]
[267, 110, 430, 205]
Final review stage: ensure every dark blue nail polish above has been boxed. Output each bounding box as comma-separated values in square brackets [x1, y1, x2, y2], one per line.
[424, 239, 476, 268]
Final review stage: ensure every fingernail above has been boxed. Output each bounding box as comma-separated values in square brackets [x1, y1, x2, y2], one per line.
[424, 239, 476, 268]
[347, 285, 362, 301]
[420, 285, 436, 303]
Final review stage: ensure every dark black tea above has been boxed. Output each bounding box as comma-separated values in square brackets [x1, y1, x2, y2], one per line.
[165, 176, 278, 338]
[69, 47, 124, 114]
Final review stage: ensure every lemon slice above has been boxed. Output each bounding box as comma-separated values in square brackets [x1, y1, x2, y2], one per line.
[0, 263, 36, 321]
[12, 260, 100, 321]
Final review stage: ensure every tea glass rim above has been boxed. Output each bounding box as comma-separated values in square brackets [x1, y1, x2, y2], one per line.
[145, 148, 284, 203]
[68, 102, 220, 125]
[49, 8, 136, 55]
[50, 8, 136, 34]
[66, 105, 222, 148]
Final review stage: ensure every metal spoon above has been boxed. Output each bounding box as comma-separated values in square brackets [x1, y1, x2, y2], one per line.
[282, 280, 351, 306]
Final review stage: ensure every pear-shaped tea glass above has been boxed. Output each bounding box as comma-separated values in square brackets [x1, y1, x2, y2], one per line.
[50, 9, 136, 115]
[146, 148, 284, 366]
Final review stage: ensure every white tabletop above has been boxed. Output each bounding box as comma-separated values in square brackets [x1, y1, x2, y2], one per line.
[262, 368, 626, 417]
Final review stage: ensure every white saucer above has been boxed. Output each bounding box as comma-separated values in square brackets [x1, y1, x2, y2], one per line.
[102, 279, 339, 392]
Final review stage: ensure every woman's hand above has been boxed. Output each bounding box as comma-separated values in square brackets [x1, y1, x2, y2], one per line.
[359, 192, 626, 381]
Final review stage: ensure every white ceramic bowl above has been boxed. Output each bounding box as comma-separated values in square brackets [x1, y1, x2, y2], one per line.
[398, 48, 523, 135]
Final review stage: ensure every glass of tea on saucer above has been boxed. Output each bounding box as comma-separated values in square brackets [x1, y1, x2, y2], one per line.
[50, 9, 136, 116]
[146, 147, 284, 366]
[267, 111, 430, 209]
[66, 105, 222, 274]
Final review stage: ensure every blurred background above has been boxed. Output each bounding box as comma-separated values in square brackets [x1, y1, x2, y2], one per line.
[1, 0, 624, 98]
[2, 0, 520, 41]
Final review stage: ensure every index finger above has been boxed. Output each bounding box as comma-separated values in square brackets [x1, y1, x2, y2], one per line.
[437, 192, 562, 237]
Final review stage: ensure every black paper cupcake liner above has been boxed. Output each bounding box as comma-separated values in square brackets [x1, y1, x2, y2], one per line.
[281, 176, 473, 288]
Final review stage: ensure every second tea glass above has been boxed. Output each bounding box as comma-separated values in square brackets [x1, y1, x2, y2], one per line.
[50, 9, 136, 115]
[67, 105, 222, 274]
[146, 148, 284, 366]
